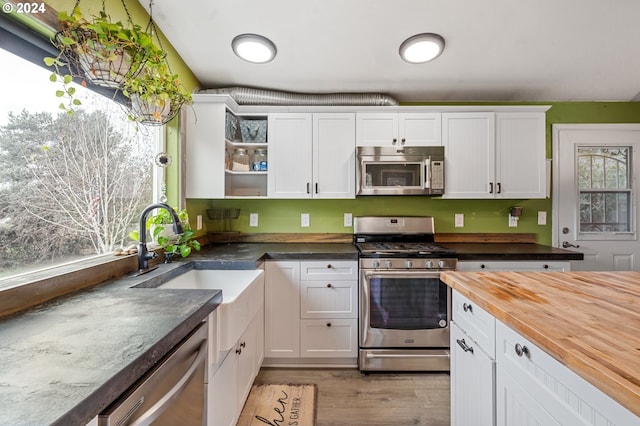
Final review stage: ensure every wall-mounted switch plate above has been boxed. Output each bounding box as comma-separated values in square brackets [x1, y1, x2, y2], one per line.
[196, 215, 203, 230]
[301, 213, 310, 227]
[455, 213, 464, 228]
[249, 213, 259, 227]
[344, 213, 353, 227]
[537, 211, 547, 225]
[509, 215, 518, 227]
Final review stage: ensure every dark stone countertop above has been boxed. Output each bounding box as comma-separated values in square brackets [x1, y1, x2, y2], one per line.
[0, 265, 221, 426]
[0, 240, 580, 425]
[441, 242, 584, 261]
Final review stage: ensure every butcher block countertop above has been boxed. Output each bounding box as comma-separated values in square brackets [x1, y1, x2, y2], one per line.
[440, 271, 640, 418]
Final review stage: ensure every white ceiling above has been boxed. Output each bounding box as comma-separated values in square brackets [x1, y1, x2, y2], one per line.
[142, 0, 640, 103]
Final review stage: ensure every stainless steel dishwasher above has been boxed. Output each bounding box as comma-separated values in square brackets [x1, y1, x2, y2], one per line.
[99, 322, 207, 426]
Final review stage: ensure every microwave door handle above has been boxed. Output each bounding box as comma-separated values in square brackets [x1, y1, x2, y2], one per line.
[424, 158, 431, 189]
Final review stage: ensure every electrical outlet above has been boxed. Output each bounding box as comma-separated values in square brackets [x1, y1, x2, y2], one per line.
[455, 214, 464, 228]
[538, 211, 547, 225]
[344, 213, 353, 227]
[301, 213, 310, 227]
[196, 215, 203, 230]
[509, 215, 518, 227]
[249, 213, 259, 227]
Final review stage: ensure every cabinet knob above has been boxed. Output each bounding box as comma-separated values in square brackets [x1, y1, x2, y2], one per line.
[480, 264, 486, 269]
[326, 322, 332, 327]
[462, 302, 473, 313]
[392, 138, 397, 145]
[515, 343, 530, 358]
[543, 264, 549, 269]
[240, 341, 246, 348]
[401, 138, 406, 145]
[326, 283, 333, 288]
[236, 347, 242, 355]
[327, 264, 332, 269]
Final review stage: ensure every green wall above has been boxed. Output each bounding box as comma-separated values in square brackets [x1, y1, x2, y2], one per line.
[187, 102, 640, 246]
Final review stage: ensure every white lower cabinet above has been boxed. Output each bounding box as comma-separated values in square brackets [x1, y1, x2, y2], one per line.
[451, 290, 496, 426]
[207, 304, 263, 426]
[264, 260, 358, 365]
[496, 320, 639, 426]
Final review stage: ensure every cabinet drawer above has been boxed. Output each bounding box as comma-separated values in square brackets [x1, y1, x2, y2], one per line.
[452, 290, 495, 357]
[300, 280, 357, 319]
[300, 260, 358, 281]
[300, 318, 358, 358]
[457, 261, 570, 272]
[496, 321, 639, 426]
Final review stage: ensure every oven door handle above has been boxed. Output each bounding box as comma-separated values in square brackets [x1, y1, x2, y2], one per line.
[363, 270, 444, 279]
[365, 352, 450, 359]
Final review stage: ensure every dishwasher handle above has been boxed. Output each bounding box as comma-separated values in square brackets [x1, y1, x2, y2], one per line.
[129, 339, 207, 426]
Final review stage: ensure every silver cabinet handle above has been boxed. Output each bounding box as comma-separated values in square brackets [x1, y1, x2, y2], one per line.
[515, 343, 530, 358]
[130, 339, 207, 426]
[456, 338, 474, 354]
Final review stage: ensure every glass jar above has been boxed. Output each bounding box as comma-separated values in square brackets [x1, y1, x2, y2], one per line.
[224, 149, 231, 170]
[252, 149, 268, 171]
[231, 148, 250, 171]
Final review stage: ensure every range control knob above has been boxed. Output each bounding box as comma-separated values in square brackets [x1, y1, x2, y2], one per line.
[438, 260, 446, 269]
[405, 260, 413, 269]
[425, 260, 433, 269]
[385, 260, 393, 269]
[372, 260, 380, 269]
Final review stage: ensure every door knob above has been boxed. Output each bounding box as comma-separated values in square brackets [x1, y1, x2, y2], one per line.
[562, 241, 580, 248]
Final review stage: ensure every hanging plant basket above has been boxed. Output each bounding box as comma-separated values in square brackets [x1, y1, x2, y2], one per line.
[50, 10, 155, 89]
[127, 93, 179, 125]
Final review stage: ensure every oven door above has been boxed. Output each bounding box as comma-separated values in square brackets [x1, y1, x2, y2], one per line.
[360, 269, 451, 348]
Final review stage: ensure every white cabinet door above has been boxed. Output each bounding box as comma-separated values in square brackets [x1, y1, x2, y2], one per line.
[300, 318, 358, 357]
[267, 113, 313, 198]
[207, 349, 238, 426]
[495, 112, 546, 198]
[451, 323, 495, 426]
[497, 321, 639, 426]
[236, 317, 258, 409]
[300, 280, 357, 319]
[264, 261, 300, 357]
[356, 112, 441, 146]
[442, 112, 495, 198]
[399, 112, 442, 146]
[356, 113, 399, 146]
[313, 113, 356, 198]
[184, 101, 226, 199]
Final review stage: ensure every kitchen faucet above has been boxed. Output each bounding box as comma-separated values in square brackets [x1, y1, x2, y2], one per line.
[137, 203, 184, 274]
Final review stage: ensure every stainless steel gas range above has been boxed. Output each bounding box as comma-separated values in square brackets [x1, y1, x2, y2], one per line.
[354, 216, 457, 372]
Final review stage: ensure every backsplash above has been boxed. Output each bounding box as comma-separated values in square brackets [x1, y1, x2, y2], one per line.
[187, 197, 553, 245]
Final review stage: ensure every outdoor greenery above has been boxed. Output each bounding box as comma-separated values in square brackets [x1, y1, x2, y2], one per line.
[0, 107, 153, 275]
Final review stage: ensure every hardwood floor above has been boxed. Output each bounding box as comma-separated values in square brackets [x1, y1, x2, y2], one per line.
[251, 368, 450, 426]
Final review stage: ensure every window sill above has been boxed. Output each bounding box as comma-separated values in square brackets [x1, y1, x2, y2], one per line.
[0, 253, 140, 317]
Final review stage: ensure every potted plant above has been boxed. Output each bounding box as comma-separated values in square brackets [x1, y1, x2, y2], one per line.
[129, 208, 201, 258]
[44, 7, 163, 112]
[123, 59, 193, 125]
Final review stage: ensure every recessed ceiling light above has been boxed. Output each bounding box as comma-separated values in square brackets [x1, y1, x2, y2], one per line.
[232, 34, 277, 64]
[399, 33, 445, 64]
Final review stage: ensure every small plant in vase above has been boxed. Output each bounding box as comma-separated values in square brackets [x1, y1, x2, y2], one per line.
[129, 208, 201, 259]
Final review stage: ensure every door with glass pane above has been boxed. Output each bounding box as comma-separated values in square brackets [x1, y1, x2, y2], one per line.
[554, 124, 640, 271]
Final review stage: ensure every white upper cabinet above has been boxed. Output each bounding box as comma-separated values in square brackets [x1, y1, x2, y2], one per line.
[268, 112, 355, 199]
[183, 101, 226, 199]
[356, 112, 441, 147]
[442, 111, 547, 199]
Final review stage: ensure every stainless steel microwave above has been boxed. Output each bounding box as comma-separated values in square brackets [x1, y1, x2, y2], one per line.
[356, 146, 445, 195]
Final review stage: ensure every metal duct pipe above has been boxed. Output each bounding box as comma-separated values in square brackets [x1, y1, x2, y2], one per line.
[200, 87, 399, 106]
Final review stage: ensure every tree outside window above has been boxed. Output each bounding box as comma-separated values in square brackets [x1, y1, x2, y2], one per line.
[0, 48, 154, 278]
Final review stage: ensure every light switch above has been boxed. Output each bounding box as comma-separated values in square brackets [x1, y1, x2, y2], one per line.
[196, 215, 203, 230]
[509, 215, 518, 227]
[344, 213, 353, 227]
[455, 214, 464, 228]
[538, 211, 547, 225]
[301, 213, 310, 227]
[249, 213, 259, 227]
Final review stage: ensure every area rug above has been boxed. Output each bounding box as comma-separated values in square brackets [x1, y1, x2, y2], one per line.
[237, 383, 317, 426]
